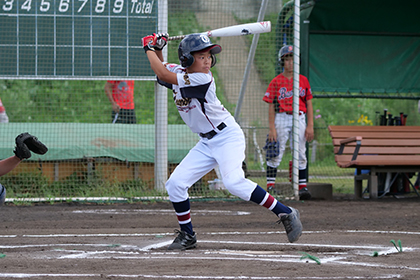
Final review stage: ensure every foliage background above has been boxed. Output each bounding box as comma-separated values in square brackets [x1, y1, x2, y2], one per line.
[1, 1, 419, 201]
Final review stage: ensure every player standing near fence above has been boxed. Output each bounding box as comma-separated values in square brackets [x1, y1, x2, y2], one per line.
[0, 97, 9, 123]
[104, 81, 136, 124]
[142, 33, 302, 250]
[263, 45, 314, 200]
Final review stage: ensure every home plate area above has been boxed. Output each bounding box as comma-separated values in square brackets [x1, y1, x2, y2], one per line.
[0, 200, 419, 279]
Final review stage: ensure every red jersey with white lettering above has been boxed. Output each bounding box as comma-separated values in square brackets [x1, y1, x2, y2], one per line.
[107, 80, 135, 109]
[263, 73, 312, 113]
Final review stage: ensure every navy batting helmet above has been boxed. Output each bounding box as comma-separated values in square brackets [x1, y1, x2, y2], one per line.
[0, 184, 6, 206]
[178, 34, 222, 68]
[278, 45, 294, 67]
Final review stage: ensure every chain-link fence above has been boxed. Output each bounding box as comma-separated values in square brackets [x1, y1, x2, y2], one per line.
[1, 0, 419, 202]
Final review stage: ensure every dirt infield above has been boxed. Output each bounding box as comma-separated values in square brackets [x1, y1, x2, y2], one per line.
[1, 196, 419, 279]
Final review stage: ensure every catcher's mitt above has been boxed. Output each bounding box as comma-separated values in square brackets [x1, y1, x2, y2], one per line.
[0, 184, 5, 206]
[13, 132, 48, 160]
[263, 136, 280, 161]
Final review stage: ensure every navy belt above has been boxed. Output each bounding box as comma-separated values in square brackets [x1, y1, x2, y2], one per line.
[284, 111, 304, 115]
[199, 122, 227, 140]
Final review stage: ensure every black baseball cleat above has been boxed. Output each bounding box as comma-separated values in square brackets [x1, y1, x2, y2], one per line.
[167, 230, 197, 250]
[278, 207, 302, 243]
[299, 187, 312, 200]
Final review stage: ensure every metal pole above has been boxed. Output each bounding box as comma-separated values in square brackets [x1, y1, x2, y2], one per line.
[233, 0, 269, 121]
[154, 0, 168, 191]
[292, 0, 301, 200]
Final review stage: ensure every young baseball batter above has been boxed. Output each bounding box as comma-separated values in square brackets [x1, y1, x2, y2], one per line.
[263, 45, 314, 200]
[142, 33, 303, 250]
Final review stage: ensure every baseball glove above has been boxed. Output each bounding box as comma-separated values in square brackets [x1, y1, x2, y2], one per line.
[13, 132, 48, 160]
[0, 184, 6, 206]
[263, 135, 280, 161]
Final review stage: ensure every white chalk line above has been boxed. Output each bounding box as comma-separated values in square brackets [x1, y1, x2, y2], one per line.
[2, 239, 418, 271]
[4, 195, 211, 203]
[1, 231, 419, 278]
[72, 209, 251, 215]
[42, 248, 419, 272]
[1, 229, 419, 239]
[0, 241, 401, 252]
[0, 273, 404, 279]
[1, 239, 412, 252]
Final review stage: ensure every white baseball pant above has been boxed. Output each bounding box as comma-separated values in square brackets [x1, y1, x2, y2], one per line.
[267, 112, 307, 170]
[166, 117, 257, 202]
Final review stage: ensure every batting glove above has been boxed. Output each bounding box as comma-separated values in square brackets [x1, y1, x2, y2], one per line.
[142, 35, 155, 53]
[152, 33, 169, 51]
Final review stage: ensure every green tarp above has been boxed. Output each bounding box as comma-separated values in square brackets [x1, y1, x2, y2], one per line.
[0, 123, 199, 163]
[277, 0, 420, 95]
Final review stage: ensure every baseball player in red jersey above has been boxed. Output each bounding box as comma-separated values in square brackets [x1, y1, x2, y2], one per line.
[142, 33, 303, 250]
[104, 80, 136, 124]
[263, 45, 314, 200]
[0, 97, 9, 123]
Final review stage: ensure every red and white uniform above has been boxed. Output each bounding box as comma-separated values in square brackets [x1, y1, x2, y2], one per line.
[263, 74, 312, 113]
[107, 80, 135, 109]
[263, 74, 313, 169]
[0, 98, 9, 123]
[162, 63, 257, 203]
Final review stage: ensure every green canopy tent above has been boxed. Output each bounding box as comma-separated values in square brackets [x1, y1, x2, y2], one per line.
[276, 0, 420, 99]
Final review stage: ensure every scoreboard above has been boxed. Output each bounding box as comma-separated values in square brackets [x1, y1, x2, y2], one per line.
[0, 0, 158, 79]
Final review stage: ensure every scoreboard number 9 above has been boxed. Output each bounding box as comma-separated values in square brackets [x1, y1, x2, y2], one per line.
[2, 0, 154, 14]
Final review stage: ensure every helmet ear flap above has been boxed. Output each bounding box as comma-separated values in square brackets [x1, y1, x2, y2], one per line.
[210, 54, 217, 68]
[180, 53, 194, 68]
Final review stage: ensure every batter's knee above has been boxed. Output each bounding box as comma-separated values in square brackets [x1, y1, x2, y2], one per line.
[165, 176, 189, 203]
[222, 169, 256, 201]
[165, 177, 175, 195]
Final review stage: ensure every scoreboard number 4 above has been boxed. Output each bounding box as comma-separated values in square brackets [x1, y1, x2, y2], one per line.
[2, 0, 155, 14]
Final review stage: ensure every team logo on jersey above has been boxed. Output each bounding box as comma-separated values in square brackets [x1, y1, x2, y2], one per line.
[278, 87, 306, 100]
[173, 90, 192, 107]
[175, 97, 192, 107]
[183, 73, 191, 85]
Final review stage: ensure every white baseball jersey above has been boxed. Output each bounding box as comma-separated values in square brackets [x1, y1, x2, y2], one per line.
[162, 63, 231, 134]
[160, 62, 257, 203]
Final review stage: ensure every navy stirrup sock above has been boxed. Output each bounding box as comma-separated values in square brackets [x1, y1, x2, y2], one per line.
[250, 185, 291, 215]
[172, 199, 194, 235]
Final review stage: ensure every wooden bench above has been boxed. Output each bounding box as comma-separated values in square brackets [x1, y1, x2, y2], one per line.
[328, 125, 420, 199]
